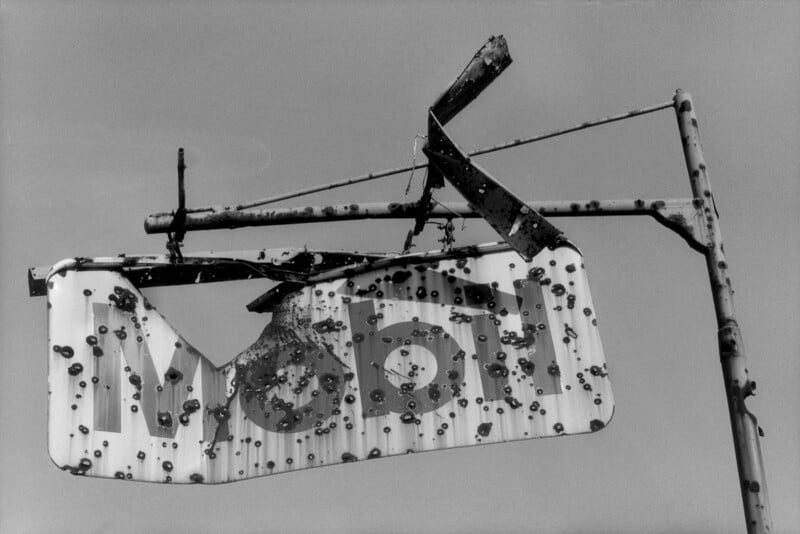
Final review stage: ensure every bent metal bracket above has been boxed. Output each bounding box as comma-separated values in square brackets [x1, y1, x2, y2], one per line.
[28, 35, 771, 534]
[29, 36, 613, 484]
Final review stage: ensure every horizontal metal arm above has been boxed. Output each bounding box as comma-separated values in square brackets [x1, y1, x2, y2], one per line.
[145, 197, 709, 250]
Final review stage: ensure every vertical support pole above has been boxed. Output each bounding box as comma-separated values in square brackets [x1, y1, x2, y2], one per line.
[177, 147, 186, 215]
[674, 90, 772, 533]
[167, 148, 186, 262]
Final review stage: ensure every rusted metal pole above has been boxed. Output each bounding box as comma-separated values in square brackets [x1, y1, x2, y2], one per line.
[430, 35, 512, 127]
[674, 90, 772, 534]
[144, 198, 697, 233]
[177, 148, 186, 212]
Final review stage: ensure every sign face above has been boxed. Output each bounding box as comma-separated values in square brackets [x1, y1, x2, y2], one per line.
[46, 244, 612, 483]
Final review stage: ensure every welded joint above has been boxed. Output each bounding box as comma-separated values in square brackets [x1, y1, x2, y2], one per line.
[650, 197, 712, 253]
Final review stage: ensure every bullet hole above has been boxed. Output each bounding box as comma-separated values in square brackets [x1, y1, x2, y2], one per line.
[368, 448, 382, 459]
[286, 458, 294, 465]
[553, 422, 564, 433]
[254, 441, 262, 448]
[415, 287, 428, 299]
[400, 383, 415, 394]
[83, 289, 93, 296]
[180, 399, 200, 415]
[114, 329, 127, 341]
[109, 286, 138, 312]
[504, 396, 522, 409]
[164, 368, 183, 384]
[68, 363, 83, 376]
[367, 388, 389, 405]
[400, 411, 416, 424]
[594, 398, 603, 405]
[190, 473, 204, 483]
[266, 461, 275, 469]
[477, 422, 492, 437]
[428, 384, 441, 402]
[93, 450, 102, 458]
[341, 453, 357, 463]
[128, 374, 142, 388]
[458, 398, 468, 408]
[548, 363, 561, 377]
[518, 358, 535, 376]
[590, 419, 605, 431]
[137, 451, 146, 460]
[313, 318, 342, 334]
[91, 376, 99, 384]
[58, 345, 75, 359]
[487, 363, 508, 379]
[353, 333, 365, 343]
[162, 461, 173, 472]
[528, 267, 545, 281]
[447, 369, 460, 381]
[564, 325, 578, 339]
[589, 365, 607, 377]
[157, 412, 173, 428]
[113, 471, 125, 479]
[320, 373, 340, 394]
[78, 425, 89, 435]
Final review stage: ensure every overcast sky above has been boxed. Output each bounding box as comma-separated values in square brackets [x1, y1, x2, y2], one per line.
[2, 2, 798, 533]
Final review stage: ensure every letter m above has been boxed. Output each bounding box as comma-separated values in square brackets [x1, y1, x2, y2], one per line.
[92, 303, 226, 441]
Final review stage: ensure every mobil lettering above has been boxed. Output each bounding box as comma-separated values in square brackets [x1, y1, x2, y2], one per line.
[236, 269, 565, 434]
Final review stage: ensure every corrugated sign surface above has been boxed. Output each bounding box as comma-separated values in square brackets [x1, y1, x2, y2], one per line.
[46, 244, 612, 483]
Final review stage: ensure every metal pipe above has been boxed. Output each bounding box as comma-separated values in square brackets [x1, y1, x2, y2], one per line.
[145, 198, 692, 234]
[674, 90, 772, 533]
[174, 100, 674, 215]
[177, 148, 186, 212]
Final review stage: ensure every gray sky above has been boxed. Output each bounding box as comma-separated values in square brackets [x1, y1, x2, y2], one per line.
[2, 1, 798, 532]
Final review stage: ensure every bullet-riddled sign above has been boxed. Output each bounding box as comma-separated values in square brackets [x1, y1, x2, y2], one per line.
[45, 243, 612, 483]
